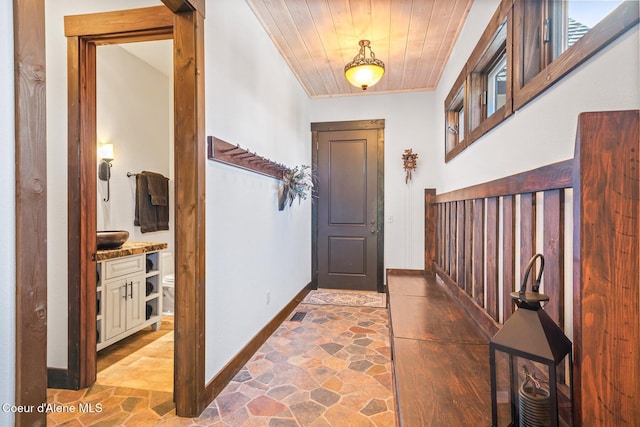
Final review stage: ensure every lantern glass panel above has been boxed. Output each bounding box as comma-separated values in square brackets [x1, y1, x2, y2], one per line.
[492, 347, 573, 427]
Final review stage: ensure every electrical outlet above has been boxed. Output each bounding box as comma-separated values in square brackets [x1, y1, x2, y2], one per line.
[266, 291, 271, 305]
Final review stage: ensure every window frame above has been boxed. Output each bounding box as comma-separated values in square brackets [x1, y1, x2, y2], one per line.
[467, 5, 513, 146]
[443, 0, 639, 162]
[445, 0, 513, 161]
[513, 0, 639, 111]
[445, 66, 468, 162]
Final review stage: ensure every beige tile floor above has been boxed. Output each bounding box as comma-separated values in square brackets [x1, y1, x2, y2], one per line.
[96, 330, 173, 393]
[47, 302, 395, 426]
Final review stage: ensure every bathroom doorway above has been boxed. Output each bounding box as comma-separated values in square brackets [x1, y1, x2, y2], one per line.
[59, 5, 207, 417]
[94, 39, 175, 394]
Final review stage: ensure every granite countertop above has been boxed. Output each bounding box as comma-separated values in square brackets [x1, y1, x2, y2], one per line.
[95, 241, 168, 261]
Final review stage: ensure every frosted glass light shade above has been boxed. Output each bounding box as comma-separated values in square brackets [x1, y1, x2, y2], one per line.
[345, 63, 385, 90]
[98, 143, 114, 161]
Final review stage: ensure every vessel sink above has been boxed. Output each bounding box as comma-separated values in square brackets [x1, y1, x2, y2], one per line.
[97, 230, 129, 250]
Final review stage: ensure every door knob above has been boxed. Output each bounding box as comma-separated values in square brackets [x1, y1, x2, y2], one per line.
[370, 228, 376, 234]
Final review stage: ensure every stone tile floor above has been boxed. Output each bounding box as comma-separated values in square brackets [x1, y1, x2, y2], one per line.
[47, 303, 395, 426]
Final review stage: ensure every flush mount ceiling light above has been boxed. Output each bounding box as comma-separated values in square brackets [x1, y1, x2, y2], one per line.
[344, 40, 385, 90]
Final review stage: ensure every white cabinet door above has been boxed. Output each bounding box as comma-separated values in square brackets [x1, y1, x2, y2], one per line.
[104, 280, 127, 340]
[127, 276, 146, 330]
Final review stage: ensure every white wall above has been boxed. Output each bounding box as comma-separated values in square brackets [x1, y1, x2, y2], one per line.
[309, 92, 435, 271]
[0, 1, 16, 422]
[96, 43, 173, 251]
[204, 0, 312, 381]
[45, 0, 163, 370]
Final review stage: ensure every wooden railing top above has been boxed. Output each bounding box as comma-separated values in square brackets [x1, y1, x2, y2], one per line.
[435, 159, 573, 203]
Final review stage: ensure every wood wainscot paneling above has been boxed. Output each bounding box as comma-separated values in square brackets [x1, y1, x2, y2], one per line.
[429, 110, 639, 426]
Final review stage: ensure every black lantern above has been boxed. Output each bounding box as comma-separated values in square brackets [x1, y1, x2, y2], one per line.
[490, 254, 573, 427]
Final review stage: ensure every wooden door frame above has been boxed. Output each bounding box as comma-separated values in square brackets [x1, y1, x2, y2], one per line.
[310, 119, 385, 293]
[14, 1, 48, 426]
[62, 4, 207, 417]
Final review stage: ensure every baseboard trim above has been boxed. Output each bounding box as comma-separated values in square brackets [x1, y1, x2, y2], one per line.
[202, 281, 313, 408]
[434, 266, 500, 339]
[47, 368, 72, 389]
[386, 268, 425, 277]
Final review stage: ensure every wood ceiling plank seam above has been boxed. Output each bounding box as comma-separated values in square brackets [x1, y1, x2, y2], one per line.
[324, 0, 353, 94]
[327, 0, 360, 94]
[385, 0, 413, 90]
[284, 0, 339, 96]
[246, 0, 317, 97]
[348, 0, 378, 93]
[263, 0, 321, 96]
[369, 0, 392, 92]
[412, 0, 447, 90]
[349, 0, 372, 41]
[305, 0, 354, 94]
[414, 0, 442, 90]
[403, 0, 435, 89]
[266, 0, 320, 88]
[420, 0, 457, 88]
[427, 0, 473, 88]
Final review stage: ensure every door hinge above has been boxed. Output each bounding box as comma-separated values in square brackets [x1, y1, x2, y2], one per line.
[481, 91, 487, 106]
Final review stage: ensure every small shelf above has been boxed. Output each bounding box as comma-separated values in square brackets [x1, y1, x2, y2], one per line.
[207, 136, 291, 181]
[145, 292, 160, 302]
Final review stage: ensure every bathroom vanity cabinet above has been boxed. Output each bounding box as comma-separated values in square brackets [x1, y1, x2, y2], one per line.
[96, 242, 167, 351]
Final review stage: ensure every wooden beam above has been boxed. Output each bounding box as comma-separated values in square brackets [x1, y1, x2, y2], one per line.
[519, 192, 536, 283]
[573, 110, 639, 426]
[485, 197, 499, 321]
[14, 0, 47, 425]
[502, 195, 515, 322]
[542, 189, 564, 326]
[64, 6, 173, 37]
[472, 198, 484, 307]
[173, 9, 207, 416]
[436, 159, 573, 202]
[162, 0, 205, 16]
[424, 189, 436, 275]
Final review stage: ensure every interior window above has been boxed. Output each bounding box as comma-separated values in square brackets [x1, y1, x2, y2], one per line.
[487, 54, 507, 117]
[444, 0, 637, 161]
[548, 0, 624, 60]
[446, 85, 465, 156]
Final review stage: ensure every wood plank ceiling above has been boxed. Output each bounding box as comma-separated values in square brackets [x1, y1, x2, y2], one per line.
[246, 0, 473, 98]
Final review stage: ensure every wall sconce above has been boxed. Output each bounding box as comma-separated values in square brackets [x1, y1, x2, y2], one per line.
[344, 40, 385, 90]
[98, 143, 114, 202]
[402, 149, 418, 184]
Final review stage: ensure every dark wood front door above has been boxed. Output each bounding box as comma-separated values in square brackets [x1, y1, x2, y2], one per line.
[312, 120, 384, 292]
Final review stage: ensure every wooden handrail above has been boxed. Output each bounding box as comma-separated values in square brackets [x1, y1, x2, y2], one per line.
[435, 159, 573, 202]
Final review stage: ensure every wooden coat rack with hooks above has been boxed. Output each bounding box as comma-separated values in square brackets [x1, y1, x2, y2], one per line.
[207, 136, 291, 181]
